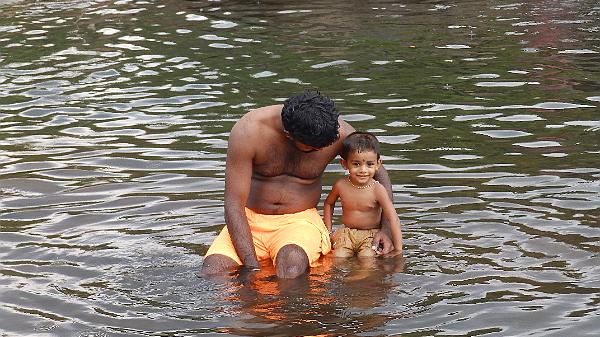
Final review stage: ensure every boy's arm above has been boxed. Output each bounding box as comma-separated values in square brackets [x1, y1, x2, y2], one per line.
[375, 184, 403, 251]
[323, 183, 340, 233]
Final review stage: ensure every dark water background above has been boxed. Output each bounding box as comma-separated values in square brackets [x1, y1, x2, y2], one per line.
[1, 0, 599, 336]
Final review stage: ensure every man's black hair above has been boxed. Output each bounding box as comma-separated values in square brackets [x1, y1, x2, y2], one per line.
[281, 91, 340, 148]
[341, 131, 380, 160]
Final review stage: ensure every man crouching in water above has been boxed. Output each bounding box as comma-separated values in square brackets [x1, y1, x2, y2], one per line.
[201, 91, 397, 278]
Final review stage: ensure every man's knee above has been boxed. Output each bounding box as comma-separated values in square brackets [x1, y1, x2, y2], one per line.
[201, 254, 239, 275]
[275, 244, 309, 279]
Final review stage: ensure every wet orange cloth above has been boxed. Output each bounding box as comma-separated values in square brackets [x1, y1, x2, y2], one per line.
[205, 208, 332, 267]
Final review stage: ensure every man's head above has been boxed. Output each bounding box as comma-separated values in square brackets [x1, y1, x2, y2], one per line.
[340, 131, 381, 160]
[281, 91, 340, 149]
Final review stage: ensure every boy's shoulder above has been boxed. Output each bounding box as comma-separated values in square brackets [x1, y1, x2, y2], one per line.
[373, 181, 391, 198]
[331, 177, 351, 191]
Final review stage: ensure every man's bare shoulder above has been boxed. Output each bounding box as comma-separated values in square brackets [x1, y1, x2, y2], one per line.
[338, 118, 356, 139]
[242, 104, 283, 121]
[232, 104, 283, 136]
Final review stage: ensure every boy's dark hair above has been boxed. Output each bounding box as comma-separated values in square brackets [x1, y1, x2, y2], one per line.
[341, 131, 380, 160]
[281, 91, 340, 148]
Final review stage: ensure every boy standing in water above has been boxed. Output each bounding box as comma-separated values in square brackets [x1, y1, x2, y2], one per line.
[323, 132, 403, 257]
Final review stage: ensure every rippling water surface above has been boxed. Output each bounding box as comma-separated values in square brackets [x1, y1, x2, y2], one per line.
[1, 0, 599, 336]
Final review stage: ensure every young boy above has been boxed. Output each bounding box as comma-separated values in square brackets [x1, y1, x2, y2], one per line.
[323, 131, 403, 257]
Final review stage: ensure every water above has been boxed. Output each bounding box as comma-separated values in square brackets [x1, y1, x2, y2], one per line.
[0, 0, 599, 336]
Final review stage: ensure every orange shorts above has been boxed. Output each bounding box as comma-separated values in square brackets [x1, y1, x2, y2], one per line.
[205, 208, 332, 267]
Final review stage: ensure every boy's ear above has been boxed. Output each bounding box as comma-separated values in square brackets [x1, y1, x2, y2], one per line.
[376, 158, 382, 170]
[339, 158, 348, 170]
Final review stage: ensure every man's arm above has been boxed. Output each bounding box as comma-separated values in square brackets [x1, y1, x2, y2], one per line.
[223, 122, 260, 269]
[375, 183, 403, 251]
[372, 165, 396, 254]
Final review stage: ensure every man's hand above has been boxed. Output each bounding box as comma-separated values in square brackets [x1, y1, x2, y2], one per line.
[231, 265, 261, 284]
[372, 230, 394, 255]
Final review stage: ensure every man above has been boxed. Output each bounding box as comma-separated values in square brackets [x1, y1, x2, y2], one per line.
[202, 91, 397, 278]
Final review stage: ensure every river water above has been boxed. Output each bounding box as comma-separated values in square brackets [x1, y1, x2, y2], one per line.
[1, 0, 599, 336]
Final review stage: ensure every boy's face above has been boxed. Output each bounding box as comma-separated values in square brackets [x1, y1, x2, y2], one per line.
[341, 150, 381, 185]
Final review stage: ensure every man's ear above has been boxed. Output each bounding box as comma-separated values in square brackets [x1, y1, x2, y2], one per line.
[283, 130, 293, 141]
[339, 158, 348, 170]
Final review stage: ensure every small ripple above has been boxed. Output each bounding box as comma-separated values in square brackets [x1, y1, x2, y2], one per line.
[513, 141, 561, 148]
[377, 135, 420, 144]
[496, 115, 544, 122]
[485, 175, 570, 188]
[367, 98, 408, 104]
[420, 172, 523, 179]
[69, 196, 168, 212]
[97, 28, 120, 35]
[251, 71, 277, 78]
[199, 34, 227, 41]
[0, 178, 71, 195]
[475, 81, 539, 87]
[311, 60, 353, 69]
[185, 14, 208, 21]
[0, 209, 58, 221]
[105, 43, 148, 51]
[558, 49, 598, 54]
[211, 20, 237, 29]
[436, 44, 471, 49]
[34, 169, 127, 179]
[343, 114, 375, 121]
[440, 155, 483, 161]
[475, 130, 532, 138]
[208, 43, 236, 49]
[563, 120, 600, 132]
[457, 73, 500, 79]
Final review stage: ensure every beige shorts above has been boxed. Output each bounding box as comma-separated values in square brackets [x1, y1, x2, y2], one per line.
[332, 226, 379, 258]
[205, 208, 332, 267]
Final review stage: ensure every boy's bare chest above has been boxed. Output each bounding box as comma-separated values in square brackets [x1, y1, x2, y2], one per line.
[341, 190, 379, 211]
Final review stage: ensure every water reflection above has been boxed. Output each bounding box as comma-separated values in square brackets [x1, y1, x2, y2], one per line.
[213, 254, 405, 336]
